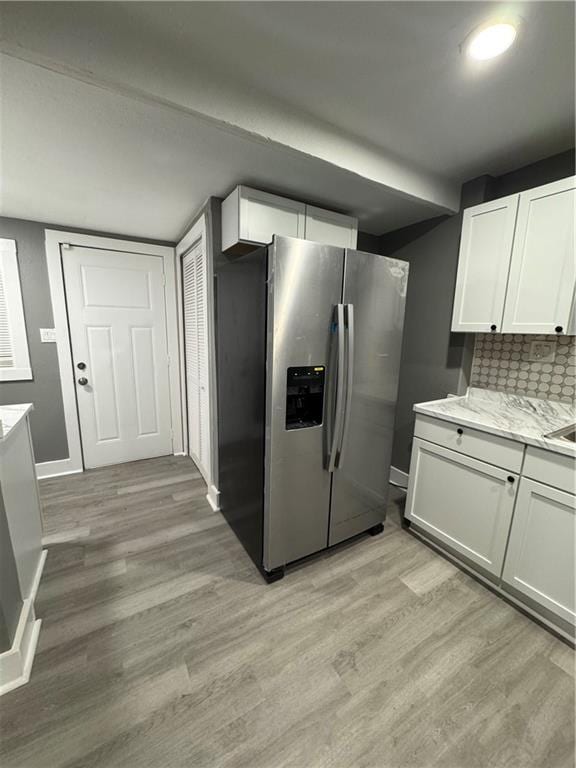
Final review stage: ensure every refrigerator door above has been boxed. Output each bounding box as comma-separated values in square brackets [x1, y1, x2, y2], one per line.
[329, 251, 409, 546]
[264, 236, 344, 571]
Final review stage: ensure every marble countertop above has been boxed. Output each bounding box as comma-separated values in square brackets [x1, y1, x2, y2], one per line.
[414, 388, 575, 457]
[0, 404, 34, 444]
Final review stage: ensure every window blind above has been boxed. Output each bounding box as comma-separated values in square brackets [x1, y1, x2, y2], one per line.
[0, 238, 32, 381]
[0, 260, 14, 368]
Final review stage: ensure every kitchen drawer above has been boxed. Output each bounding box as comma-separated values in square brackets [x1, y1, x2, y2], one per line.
[414, 414, 524, 472]
[523, 446, 576, 495]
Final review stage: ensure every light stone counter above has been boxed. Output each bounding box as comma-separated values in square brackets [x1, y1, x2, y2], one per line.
[0, 404, 34, 444]
[414, 388, 575, 457]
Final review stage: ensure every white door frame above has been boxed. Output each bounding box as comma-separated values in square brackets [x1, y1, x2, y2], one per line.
[41, 230, 183, 479]
[176, 214, 219, 511]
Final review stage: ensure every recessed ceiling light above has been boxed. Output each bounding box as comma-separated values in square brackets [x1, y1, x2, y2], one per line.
[466, 22, 518, 60]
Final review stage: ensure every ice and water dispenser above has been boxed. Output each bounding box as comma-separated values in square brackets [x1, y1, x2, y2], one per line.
[285, 366, 325, 430]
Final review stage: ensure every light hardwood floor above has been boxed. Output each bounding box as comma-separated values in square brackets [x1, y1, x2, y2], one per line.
[0, 456, 574, 768]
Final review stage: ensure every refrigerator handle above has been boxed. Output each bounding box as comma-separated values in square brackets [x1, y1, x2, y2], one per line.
[336, 303, 354, 467]
[327, 304, 346, 473]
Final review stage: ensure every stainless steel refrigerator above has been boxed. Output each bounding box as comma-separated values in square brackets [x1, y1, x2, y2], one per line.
[215, 235, 408, 581]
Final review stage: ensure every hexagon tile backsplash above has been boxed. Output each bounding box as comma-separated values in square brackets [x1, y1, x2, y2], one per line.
[470, 334, 576, 403]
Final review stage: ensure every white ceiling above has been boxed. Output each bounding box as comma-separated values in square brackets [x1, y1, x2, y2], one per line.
[0, 56, 442, 240]
[0, 2, 574, 241]
[128, 0, 575, 181]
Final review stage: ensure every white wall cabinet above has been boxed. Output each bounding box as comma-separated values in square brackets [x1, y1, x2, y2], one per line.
[451, 195, 519, 333]
[405, 438, 517, 576]
[451, 175, 575, 335]
[304, 205, 358, 249]
[222, 186, 357, 253]
[502, 478, 575, 625]
[502, 177, 576, 335]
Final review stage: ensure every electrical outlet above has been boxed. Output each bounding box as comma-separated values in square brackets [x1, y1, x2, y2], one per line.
[528, 340, 556, 363]
[39, 328, 57, 343]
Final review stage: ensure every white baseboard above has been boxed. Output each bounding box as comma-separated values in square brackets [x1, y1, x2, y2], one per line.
[206, 484, 220, 512]
[389, 465, 409, 489]
[36, 458, 83, 480]
[0, 549, 47, 696]
[28, 549, 48, 601]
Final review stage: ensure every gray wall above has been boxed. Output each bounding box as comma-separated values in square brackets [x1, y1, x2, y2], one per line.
[0, 217, 172, 464]
[0, 485, 22, 652]
[383, 195, 479, 474]
[0, 218, 68, 463]
[380, 150, 575, 474]
[489, 149, 575, 199]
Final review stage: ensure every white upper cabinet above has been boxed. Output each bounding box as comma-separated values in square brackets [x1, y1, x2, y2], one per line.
[502, 177, 576, 335]
[451, 175, 576, 335]
[304, 205, 358, 249]
[221, 186, 358, 253]
[451, 195, 519, 333]
[222, 186, 306, 253]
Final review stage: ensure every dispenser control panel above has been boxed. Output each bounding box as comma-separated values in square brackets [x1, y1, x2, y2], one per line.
[285, 366, 325, 430]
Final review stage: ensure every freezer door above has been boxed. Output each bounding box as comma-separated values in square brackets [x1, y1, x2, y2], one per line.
[329, 251, 409, 546]
[264, 236, 344, 570]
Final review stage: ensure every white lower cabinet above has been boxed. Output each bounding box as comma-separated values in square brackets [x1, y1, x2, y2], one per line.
[502, 478, 575, 625]
[405, 414, 575, 636]
[405, 438, 517, 576]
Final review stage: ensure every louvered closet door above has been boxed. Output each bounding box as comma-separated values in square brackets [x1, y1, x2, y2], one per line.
[183, 244, 211, 482]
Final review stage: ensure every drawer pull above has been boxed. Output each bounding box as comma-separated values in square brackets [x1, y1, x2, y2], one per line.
[555, 325, 563, 333]
[457, 428, 464, 435]
[507, 476, 515, 483]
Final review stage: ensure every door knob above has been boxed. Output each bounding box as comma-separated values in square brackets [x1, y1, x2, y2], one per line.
[77, 362, 86, 370]
[77, 377, 88, 386]
[507, 476, 515, 483]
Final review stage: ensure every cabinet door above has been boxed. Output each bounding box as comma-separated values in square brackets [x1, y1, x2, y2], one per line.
[451, 195, 519, 333]
[239, 187, 306, 246]
[405, 438, 517, 575]
[502, 478, 575, 625]
[304, 205, 358, 248]
[502, 177, 575, 334]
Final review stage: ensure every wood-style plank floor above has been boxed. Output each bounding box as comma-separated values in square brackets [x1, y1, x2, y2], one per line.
[0, 456, 574, 768]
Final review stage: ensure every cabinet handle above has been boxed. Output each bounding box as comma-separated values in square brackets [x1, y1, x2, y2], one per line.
[507, 476, 515, 483]
[457, 428, 464, 435]
[555, 326, 563, 333]
[490, 324, 497, 331]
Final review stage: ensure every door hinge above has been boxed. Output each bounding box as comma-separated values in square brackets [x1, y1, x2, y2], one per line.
[162, 274, 166, 286]
[166, 355, 171, 367]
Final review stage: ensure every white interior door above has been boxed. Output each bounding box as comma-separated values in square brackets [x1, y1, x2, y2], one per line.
[62, 246, 173, 468]
[182, 244, 211, 482]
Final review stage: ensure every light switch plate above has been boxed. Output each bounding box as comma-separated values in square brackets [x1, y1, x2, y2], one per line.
[528, 340, 556, 363]
[40, 328, 57, 343]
